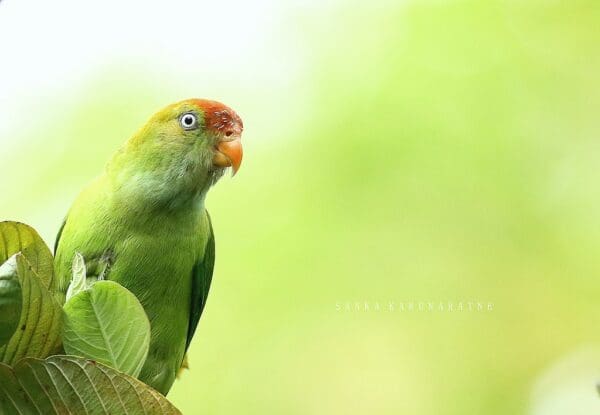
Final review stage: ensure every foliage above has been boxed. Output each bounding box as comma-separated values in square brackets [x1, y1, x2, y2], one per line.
[0, 355, 179, 414]
[0, 222, 54, 290]
[0, 221, 180, 413]
[63, 281, 151, 377]
[0, 253, 62, 365]
[66, 252, 89, 301]
[0, 259, 21, 346]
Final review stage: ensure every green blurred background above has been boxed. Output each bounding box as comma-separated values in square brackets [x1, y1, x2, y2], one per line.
[1, 0, 600, 413]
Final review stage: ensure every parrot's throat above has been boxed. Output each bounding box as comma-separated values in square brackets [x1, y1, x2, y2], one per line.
[109, 155, 223, 214]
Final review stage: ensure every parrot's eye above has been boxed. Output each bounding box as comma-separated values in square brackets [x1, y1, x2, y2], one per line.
[179, 113, 198, 130]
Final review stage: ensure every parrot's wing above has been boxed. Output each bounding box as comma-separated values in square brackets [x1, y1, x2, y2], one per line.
[54, 217, 67, 255]
[186, 211, 215, 351]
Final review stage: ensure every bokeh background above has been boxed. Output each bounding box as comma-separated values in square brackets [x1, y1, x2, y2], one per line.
[1, 0, 600, 413]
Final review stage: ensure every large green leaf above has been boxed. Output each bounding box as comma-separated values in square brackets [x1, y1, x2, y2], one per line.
[0, 254, 63, 364]
[63, 280, 151, 377]
[0, 221, 54, 289]
[0, 259, 22, 346]
[0, 355, 180, 414]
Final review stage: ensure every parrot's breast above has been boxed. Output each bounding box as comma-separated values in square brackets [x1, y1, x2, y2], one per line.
[54, 176, 209, 394]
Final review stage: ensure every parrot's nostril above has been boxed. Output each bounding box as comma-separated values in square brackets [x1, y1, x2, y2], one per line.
[225, 131, 233, 137]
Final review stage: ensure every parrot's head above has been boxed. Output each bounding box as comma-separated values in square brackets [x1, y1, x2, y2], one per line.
[110, 99, 243, 208]
[149, 98, 244, 175]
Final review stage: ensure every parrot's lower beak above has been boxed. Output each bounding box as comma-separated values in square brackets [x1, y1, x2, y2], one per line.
[213, 135, 243, 175]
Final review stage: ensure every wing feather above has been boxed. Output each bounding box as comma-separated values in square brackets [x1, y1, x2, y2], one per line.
[186, 211, 215, 351]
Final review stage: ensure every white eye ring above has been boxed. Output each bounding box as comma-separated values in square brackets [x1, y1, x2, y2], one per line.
[180, 113, 198, 130]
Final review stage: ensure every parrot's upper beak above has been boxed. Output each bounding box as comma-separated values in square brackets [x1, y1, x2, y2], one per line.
[213, 134, 243, 175]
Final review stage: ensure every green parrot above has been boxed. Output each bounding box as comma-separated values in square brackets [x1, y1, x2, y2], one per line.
[54, 99, 243, 395]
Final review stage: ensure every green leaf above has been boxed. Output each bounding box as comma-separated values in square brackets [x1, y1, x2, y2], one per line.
[0, 355, 181, 414]
[66, 252, 89, 301]
[0, 221, 54, 290]
[63, 280, 151, 377]
[0, 258, 22, 346]
[0, 254, 63, 364]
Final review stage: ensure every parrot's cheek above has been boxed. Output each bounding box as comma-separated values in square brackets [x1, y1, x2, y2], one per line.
[212, 137, 243, 175]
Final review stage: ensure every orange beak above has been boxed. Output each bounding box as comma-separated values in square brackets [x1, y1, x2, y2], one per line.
[213, 136, 243, 175]
[197, 99, 243, 175]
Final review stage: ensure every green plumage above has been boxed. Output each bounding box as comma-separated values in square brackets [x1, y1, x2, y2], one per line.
[54, 99, 242, 395]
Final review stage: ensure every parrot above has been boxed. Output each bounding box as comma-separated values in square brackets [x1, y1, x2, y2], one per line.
[53, 99, 243, 395]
